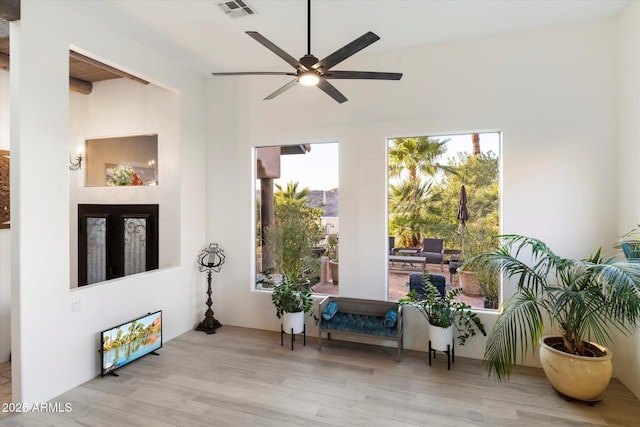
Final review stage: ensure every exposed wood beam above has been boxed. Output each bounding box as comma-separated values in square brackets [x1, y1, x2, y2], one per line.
[70, 77, 93, 95]
[0, 52, 93, 94]
[0, 51, 7, 70]
[0, 0, 20, 21]
[69, 51, 149, 85]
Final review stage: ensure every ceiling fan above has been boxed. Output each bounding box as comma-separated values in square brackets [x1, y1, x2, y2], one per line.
[211, 0, 403, 104]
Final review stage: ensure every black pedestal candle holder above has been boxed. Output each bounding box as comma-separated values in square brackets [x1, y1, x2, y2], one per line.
[196, 243, 225, 334]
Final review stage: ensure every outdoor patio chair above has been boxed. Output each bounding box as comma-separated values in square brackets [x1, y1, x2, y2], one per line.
[421, 238, 444, 271]
[621, 241, 640, 260]
[407, 273, 446, 298]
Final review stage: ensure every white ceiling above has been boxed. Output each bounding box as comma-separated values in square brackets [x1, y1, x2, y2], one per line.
[70, 0, 629, 76]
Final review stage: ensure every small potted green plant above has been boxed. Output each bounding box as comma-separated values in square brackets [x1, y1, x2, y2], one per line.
[401, 277, 486, 351]
[271, 274, 318, 334]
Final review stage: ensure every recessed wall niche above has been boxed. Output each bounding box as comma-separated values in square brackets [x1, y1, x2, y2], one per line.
[85, 134, 158, 186]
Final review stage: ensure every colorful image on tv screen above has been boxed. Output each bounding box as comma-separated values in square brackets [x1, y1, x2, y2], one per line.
[101, 311, 162, 375]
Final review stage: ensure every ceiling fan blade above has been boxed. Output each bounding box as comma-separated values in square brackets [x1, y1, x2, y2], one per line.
[317, 78, 348, 104]
[324, 71, 403, 80]
[246, 31, 304, 70]
[212, 71, 296, 76]
[313, 31, 380, 72]
[264, 79, 299, 100]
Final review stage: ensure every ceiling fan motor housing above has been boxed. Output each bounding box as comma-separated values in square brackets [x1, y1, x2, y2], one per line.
[300, 54, 320, 71]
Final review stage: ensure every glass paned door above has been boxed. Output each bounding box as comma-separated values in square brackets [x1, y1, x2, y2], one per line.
[124, 217, 148, 276]
[86, 216, 108, 285]
[78, 204, 158, 286]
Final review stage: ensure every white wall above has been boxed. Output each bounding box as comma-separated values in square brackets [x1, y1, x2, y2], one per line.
[69, 78, 181, 288]
[615, 1, 640, 399]
[10, 0, 206, 404]
[0, 69, 10, 363]
[208, 17, 623, 372]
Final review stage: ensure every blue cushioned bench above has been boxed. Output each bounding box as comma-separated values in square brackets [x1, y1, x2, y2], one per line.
[318, 296, 403, 361]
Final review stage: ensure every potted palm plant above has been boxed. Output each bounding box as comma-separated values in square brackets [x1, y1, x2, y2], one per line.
[472, 234, 640, 401]
[271, 274, 317, 334]
[401, 277, 486, 351]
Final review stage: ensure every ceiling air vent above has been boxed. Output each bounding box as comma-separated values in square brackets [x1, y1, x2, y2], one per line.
[217, 0, 256, 18]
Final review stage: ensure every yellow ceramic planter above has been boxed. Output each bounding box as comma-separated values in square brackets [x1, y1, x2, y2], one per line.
[539, 336, 612, 401]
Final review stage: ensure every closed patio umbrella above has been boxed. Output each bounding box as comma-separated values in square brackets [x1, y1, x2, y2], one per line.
[457, 185, 469, 252]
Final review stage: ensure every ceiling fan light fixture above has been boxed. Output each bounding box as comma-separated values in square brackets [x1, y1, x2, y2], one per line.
[211, 0, 402, 103]
[298, 72, 320, 86]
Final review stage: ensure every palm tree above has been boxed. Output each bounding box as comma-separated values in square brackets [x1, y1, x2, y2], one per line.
[388, 136, 453, 183]
[389, 179, 444, 247]
[115, 328, 123, 346]
[471, 133, 481, 155]
[127, 320, 137, 342]
[136, 323, 145, 339]
[388, 137, 454, 246]
[275, 181, 310, 202]
[389, 179, 434, 213]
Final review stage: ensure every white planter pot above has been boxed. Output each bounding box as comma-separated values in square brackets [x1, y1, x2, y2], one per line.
[427, 323, 453, 352]
[282, 311, 305, 334]
[539, 336, 612, 401]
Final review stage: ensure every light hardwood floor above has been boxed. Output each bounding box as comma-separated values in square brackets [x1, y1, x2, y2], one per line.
[0, 361, 10, 421]
[1, 326, 640, 426]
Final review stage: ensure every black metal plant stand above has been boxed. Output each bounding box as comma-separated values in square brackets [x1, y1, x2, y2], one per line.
[196, 243, 225, 334]
[429, 340, 455, 370]
[281, 324, 306, 350]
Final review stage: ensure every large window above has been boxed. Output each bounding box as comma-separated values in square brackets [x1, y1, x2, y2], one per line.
[388, 132, 500, 309]
[255, 142, 338, 294]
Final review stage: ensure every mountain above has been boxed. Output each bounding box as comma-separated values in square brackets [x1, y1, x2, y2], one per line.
[306, 189, 338, 217]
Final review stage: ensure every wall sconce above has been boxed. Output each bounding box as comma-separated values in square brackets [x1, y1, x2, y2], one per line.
[69, 146, 84, 171]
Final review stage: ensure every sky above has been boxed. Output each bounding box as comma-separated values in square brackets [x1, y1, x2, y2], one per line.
[273, 132, 500, 191]
[275, 142, 339, 191]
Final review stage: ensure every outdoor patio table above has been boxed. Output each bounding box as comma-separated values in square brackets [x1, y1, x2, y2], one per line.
[396, 249, 421, 255]
[389, 255, 426, 268]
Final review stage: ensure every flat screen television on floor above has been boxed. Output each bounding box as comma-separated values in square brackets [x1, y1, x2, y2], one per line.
[100, 310, 162, 377]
